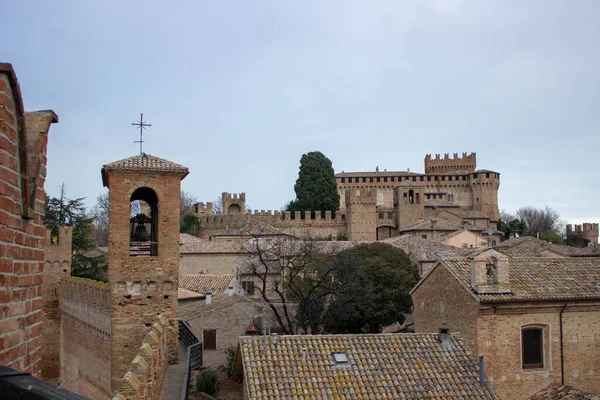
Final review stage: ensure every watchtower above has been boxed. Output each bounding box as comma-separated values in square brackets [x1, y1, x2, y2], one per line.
[222, 192, 246, 215]
[395, 185, 425, 230]
[345, 188, 377, 241]
[101, 153, 189, 390]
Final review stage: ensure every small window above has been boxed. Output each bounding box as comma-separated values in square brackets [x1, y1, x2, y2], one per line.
[427, 176, 431, 181]
[369, 177, 373, 183]
[420, 176, 424, 181]
[377, 177, 380, 182]
[203, 329, 217, 350]
[363, 177, 367, 183]
[421, 234, 427, 239]
[341, 178, 345, 183]
[378, 212, 384, 219]
[332, 352, 349, 364]
[486, 263, 498, 284]
[522, 328, 543, 369]
[242, 281, 255, 295]
[383, 177, 387, 182]
[387, 212, 393, 220]
[486, 173, 490, 178]
[412, 176, 416, 182]
[474, 173, 478, 178]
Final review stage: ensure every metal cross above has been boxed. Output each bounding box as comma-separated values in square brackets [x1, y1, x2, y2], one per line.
[131, 113, 152, 154]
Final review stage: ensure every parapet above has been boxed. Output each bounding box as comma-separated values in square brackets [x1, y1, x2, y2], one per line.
[424, 152, 476, 174]
[112, 314, 169, 400]
[59, 276, 111, 337]
[222, 192, 246, 201]
[193, 201, 213, 215]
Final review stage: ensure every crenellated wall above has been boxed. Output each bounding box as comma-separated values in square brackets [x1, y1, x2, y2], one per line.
[41, 226, 72, 382]
[567, 223, 599, 245]
[424, 152, 476, 174]
[60, 277, 112, 399]
[112, 315, 169, 400]
[197, 209, 347, 239]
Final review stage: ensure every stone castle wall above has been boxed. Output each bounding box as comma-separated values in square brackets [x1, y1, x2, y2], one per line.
[567, 223, 599, 245]
[0, 63, 57, 377]
[41, 226, 72, 382]
[60, 277, 111, 399]
[197, 209, 347, 239]
[112, 315, 169, 400]
[424, 152, 476, 174]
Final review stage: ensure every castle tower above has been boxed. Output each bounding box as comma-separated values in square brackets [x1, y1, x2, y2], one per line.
[424, 152, 476, 174]
[395, 185, 425, 230]
[222, 192, 246, 215]
[345, 188, 377, 241]
[101, 153, 189, 391]
[41, 226, 72, 382]
[567, 223, 599, 245]
[469, 170, 500, 221]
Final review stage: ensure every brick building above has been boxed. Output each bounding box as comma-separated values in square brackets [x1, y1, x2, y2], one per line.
[0, 63, 58, 377]
[411, 249, 600, 399]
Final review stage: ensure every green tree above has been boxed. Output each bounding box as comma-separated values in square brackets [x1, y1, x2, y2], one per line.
[180, 213, 199, 234]
[287, 151, 340, 213]
[324, 243, 418, 334]
[540, 230, 564, 245]
[498, 218, 527, 239]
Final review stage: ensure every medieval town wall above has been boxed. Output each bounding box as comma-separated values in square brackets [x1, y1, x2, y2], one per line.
[41, 226, 72, 382]
[0, 63, 57, 377]
[112, 315, 169, 400]
[196, 209, 347, 239]
[60, 277, 112, 399]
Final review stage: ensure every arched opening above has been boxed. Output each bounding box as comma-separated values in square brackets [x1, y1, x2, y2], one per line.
[130, 187, 158, 256]
[408, 190, 414, 204]
[486, 257, 498, 285]
[228, 204, 241, 214]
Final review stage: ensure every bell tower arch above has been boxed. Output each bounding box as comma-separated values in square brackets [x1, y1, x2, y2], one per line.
[101, 153, 189, 391]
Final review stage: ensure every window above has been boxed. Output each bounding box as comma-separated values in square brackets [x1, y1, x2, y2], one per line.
[341, 178, 345, 183]
[383, 177, 387, 182]
[369, 177, 373, 183]
[486, 173, 490, 178]
[378, 211, 384, 219]
[387, 212, 393, 220]
[522, 328, 543, 369]
[242, 281, 255, 295]
[377, 177, 380, 182]
[203, 329, 217, 350]
[421, 234, 428, 239]
[486, 263, 498, 284]
[332, 352, 349, 365]
[130, 187, 159, 256]
[363, 177, 366, 183]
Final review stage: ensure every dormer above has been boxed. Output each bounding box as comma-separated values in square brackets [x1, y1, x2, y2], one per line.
[470, 249, 511, 294]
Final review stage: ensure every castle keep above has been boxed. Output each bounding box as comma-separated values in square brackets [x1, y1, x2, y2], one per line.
[193, 152, 501, 243]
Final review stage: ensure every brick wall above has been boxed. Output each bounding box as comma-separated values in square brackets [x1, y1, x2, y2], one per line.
[41, 226, 72, 382]
[112, 315, 169, 400]
[0, 63, 57, 377]
[59, 277, 111, 398]
[106, 170, 182, 391]
[412, 264, 480, 352]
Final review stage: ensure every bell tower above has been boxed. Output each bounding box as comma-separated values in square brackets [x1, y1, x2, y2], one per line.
[101, 153, 189, 391]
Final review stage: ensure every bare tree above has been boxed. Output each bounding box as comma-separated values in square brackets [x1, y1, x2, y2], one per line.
[180, 190, 198, 224]
[238, 228, 341, 334]
[516, 205, 563, 236]
[212, 196, 223, 215]
[90, 192, 109, 246]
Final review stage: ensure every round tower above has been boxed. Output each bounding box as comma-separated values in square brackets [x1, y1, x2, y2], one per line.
[469, 170, 500, 221]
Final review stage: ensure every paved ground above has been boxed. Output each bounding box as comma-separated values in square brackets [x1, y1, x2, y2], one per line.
[159, 342, 187, 400]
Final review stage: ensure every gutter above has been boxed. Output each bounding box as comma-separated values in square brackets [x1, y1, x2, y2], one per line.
[560, 302, 568, 385]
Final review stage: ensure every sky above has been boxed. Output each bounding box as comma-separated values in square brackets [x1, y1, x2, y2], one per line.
[2, 1, 598, 224]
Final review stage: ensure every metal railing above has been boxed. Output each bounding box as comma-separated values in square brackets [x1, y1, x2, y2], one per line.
[179, 320, 203, 400]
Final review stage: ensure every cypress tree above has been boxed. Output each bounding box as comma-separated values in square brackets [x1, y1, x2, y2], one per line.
[288, 151, 340, 213]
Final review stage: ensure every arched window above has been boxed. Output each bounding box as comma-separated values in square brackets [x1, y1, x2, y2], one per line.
[486, 257, 499, 284]
[130, 187, 158, 256]
[408, 190, 414, 204]
[228, 204, 241, 214]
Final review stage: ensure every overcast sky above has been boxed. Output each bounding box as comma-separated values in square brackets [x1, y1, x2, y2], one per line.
[2, 1, 598, 224]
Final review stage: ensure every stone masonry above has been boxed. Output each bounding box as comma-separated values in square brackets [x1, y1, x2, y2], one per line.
[0, 62, 57, 377]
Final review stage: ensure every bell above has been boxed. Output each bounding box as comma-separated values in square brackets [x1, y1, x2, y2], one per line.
[134, 224, 149, 241]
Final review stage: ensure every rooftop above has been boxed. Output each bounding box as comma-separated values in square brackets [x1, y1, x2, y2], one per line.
[529, 383, 600, 399]
[177, 287, 205, 300]
[493, 236, 600, 258]
[179, 274, 234, 296]
[233, 333, 498, 399]
[438, 257, 600, 302]
[101, 153, 189, 186]
[383, 234, 472, 261]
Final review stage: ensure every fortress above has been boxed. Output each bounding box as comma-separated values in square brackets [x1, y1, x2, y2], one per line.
[567, 223, 599, 245]
[193, 152, 502, 242]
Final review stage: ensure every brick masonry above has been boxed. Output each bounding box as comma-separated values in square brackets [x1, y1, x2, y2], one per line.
[0, 63, 57, 378]
[104, 167, 186, 392]
[41, 226, 72, 382]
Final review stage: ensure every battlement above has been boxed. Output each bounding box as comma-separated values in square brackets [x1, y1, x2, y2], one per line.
[112, 315, 169, 400]
[566, 223, 599, 244]
[223, 192, 245, 201]
[424, 152, 476, 174]
[60, 276, 111, 337]
[345, 188, 377, 205]
[193, 201, 213, 215]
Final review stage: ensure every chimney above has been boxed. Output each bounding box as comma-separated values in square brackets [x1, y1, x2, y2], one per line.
[479, 354, 485, 388]
[205, 292, 212, 305]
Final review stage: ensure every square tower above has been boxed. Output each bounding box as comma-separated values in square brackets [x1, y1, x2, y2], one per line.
[101, 153, 189, 391]
[345, 188, 377, 241]
[395, 185, 425, 230]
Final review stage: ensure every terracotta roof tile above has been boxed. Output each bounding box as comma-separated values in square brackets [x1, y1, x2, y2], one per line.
[494, 236, 599, 257]
[179, 274, 234, 296]
[384, 234, 472, 261]
[529, 383, 600, 399]
[440, 257, 600, 302]
[177, 287, 205, 300]
[236, 333, 499, 399]
[102, 153, 189, 176]
[179, 233, 203, 245]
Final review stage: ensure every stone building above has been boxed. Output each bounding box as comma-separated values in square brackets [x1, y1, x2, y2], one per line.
[0, 63, 58, 378]
[191, 152, 501, 246]
[411, 249, 600, 399]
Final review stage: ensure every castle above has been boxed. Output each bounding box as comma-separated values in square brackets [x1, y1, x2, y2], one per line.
[193, 152, 503, 244]
[567, 223, 599, 245]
